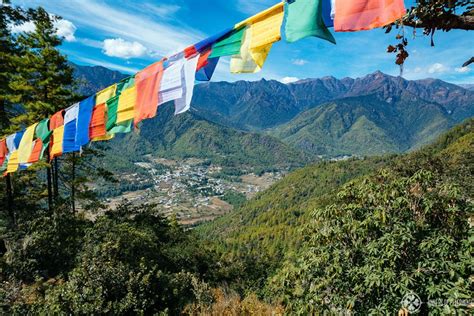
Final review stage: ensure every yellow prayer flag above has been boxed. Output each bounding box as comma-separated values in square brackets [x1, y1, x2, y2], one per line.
[18, 123, 38, 164]
[116, 85, 137, 124]
[231, 28, 267, 73]
[248, 4, 284, 50]
[50, 125, 65, 158]
[235, 2, 284, 30]
[6, 151, 19, 174]
[96, 84, 117, 105]
[231, 2, 283, 74]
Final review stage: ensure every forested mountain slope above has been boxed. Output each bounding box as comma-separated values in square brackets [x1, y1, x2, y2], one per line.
[270, 92, 454, 156]
[102, 103, 310, 171]
[196, 119, 473, 313]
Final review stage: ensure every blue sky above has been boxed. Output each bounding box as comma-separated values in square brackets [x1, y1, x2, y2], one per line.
[11, 0, 474, 84]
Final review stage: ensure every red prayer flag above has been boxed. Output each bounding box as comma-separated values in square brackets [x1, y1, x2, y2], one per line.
[184, 45, 198, 58]
[0, 139, 7, 166]
[334, 0, 406, 32]
[134, 61, 165, 127]
[197, 49, 212, 71]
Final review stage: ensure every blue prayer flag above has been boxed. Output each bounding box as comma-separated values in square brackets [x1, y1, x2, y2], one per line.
[75, 96, 95, 147]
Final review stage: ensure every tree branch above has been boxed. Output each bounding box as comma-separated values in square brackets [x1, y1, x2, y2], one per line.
[402, 14, 474, 31]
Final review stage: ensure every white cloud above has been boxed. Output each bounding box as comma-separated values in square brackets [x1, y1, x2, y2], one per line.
[292, 59, 308, 66]
[280, 77, 299, 84]
[11, 18, 76, 42]
[55, 19, 76, 42]
[428, 63, 449, 74]
[103, 38, 147, 59]
[414, 67, 423, 73]
[455, 66, 471, 73]
[20, 0, 203, 58]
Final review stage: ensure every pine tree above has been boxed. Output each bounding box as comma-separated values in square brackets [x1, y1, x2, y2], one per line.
[6, 7, 77, 216]
[0, 0, 26, 227]
[9, 7, 76, 126]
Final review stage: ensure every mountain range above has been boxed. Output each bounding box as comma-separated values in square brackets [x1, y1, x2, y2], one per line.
[72, 63, 473, 160]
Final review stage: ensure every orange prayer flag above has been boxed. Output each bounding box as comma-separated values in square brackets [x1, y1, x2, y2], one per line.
[89, 103, 108, 140]
[134, 61, 164, 127]
[28, 139, 44, 163]
[49, 110, 64, 130]
[334, 0, 406, 32]
[49, 110, 64, 159]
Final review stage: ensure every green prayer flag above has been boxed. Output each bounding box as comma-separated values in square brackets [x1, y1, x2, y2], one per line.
[36, 118, 52, 144]
[106, 76, 135, 134]
[106, 95, 119, 131]
[109, 120, 133, 134]
[36, 118, 52, 159]
[285, 0, 336, 44]
[210, 27, 245, 58]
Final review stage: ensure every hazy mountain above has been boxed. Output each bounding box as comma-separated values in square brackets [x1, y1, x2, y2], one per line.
[459, 84, 474, 91]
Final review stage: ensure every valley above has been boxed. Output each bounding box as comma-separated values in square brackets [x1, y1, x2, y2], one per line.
[104, 157, 284, 225]
[73, 63, 473, 227]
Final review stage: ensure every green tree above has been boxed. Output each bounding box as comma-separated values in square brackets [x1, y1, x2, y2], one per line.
[6, 6, 78, 215]
[0, 0, 25, 131]
[271, 168, 472, 313]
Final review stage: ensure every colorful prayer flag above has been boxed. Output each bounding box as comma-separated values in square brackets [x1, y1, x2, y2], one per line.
[91, 85, 117, 141]
[196, 50, 219, 81]
[50, 110, 65, 159]
[210, 27, 245, 58]
[27, 118, 51, 163]
[334, 0, 406, 32]
[63, 103, 80, 153]
[76, 96, 95, 148]
[5, 133, 18, 173]
[105, 77, 134, 134]
[6, 151, 19, 174]
[134, 61, 164, 126]
[0, 139, 7, 168]
[194, 27, 235, 53]
[230, 27, 268, 73]
[159, 58, 185, 105]
[285, 0, 336, 44]
[13, 130, 24, 149]
[18, 123, 38, 164]
[322, 0, 335, 27]
[231, 3, 284, 73]
[89, 103, 108, 140]
[116, 79, 137, 124]
[175, 54, 200, 115]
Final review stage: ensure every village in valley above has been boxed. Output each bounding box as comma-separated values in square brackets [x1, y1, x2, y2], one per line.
[106, 156, 284, 225]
